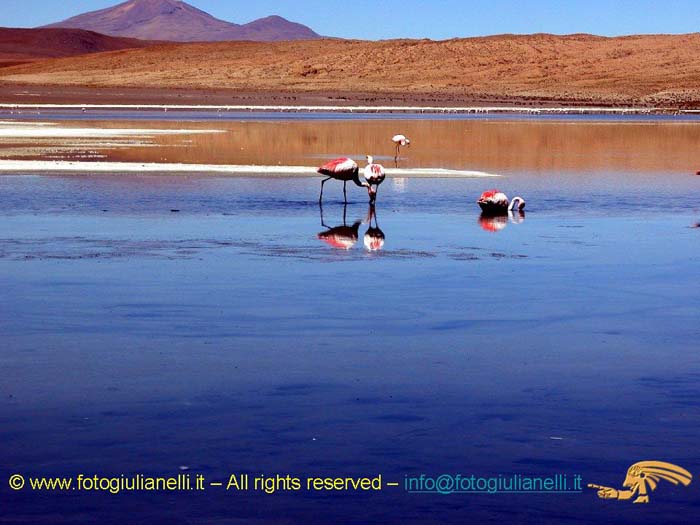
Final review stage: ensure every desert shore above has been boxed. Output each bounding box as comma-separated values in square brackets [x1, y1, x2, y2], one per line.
[0, 84, 642, 110]
[4, 33, 700, 109]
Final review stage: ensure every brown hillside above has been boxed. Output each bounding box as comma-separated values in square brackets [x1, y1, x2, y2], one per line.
[2, 34, 700, 105]
[0, 27, 156, 67]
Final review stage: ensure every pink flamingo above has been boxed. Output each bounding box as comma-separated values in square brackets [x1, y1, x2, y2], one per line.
[317, 157, 370, 203]
[392, 134, 410, 160]
[477, 190, 526, 215]
[364, 155, 386, 204]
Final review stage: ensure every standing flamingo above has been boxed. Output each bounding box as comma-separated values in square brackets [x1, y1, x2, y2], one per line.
[477, 190, 526, 214]
[392, 134, 410, 161]
[364, 155, 386, 204]
[317, 157, 370, 203]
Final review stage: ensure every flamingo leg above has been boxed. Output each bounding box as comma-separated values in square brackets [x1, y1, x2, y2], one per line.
[319, 176, 331, 203]
[343, 180, 347, 202]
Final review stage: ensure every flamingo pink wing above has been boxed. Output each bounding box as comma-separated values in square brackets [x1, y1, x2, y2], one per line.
[318, 157, 357, 175]
[478, 189, 508, 205]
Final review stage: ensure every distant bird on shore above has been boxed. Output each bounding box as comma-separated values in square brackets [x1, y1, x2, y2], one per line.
[317, 157, 370, 203]
[363, 155, 386, 204]
[477, 190, 526, 214]
[392, 134, 410, 160]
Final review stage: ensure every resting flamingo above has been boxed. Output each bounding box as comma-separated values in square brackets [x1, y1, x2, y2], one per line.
[364, 155, 386, 204]
[392, 134, 410, 160]
[477, 190, 526, 215]
[317, 157, 370, 203]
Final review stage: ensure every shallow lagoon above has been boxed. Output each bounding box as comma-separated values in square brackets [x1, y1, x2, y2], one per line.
[1, 114, 700, 524]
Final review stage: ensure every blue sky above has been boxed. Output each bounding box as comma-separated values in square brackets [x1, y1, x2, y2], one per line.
[2, 0, 700, 40]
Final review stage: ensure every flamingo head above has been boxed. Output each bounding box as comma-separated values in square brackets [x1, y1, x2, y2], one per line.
[402, 138, 410, 147]
[368, 186, 377, 203]
[366, 154, 374, 164]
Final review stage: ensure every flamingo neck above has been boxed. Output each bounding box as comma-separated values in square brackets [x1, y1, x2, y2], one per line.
[353, 176, 369, 188]
[508, 197, 525, 211]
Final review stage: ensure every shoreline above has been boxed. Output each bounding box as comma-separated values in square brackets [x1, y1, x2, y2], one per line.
[0, 159, 501, 177]
[0, 85, 689, 115]
[0, 102, 687, 116]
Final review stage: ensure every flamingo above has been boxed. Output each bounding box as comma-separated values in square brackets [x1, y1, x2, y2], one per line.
[317, 157, 370, 203]
[477, 190, 526, 215]
[392, 134, 410, 160]
[364, 155, 386, 204]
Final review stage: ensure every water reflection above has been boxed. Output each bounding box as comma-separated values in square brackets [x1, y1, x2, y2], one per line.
[392, 177, 407, 192]
[317, 203, 386, 251]
[317, 203, 362, 250]
[478, 211, 526, 232]
[14, 118, 700, 174]
[363, 205, 385, 252]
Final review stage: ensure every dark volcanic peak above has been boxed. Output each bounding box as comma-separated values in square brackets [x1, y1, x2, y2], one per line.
[42, 0, 321, 42]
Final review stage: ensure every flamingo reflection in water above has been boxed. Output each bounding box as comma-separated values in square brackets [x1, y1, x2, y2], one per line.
[478, 210, 525, 232]
[363, 205, 385, 251]
[317, 201, 362, 250]
[317, 202, 386, 251]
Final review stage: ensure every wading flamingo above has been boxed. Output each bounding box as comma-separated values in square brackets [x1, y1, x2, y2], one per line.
[477, 190, 526, 215]
[317, 157, 370, 203]
[392, 134, 410, 160]
[364, 155, 386, 204]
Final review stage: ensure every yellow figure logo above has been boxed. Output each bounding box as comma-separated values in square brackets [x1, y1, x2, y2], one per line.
[588, 461, 692, 504]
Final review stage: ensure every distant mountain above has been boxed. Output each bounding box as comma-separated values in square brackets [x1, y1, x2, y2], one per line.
[0, 27, 153, 67]
[42, 0, 321, 42]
